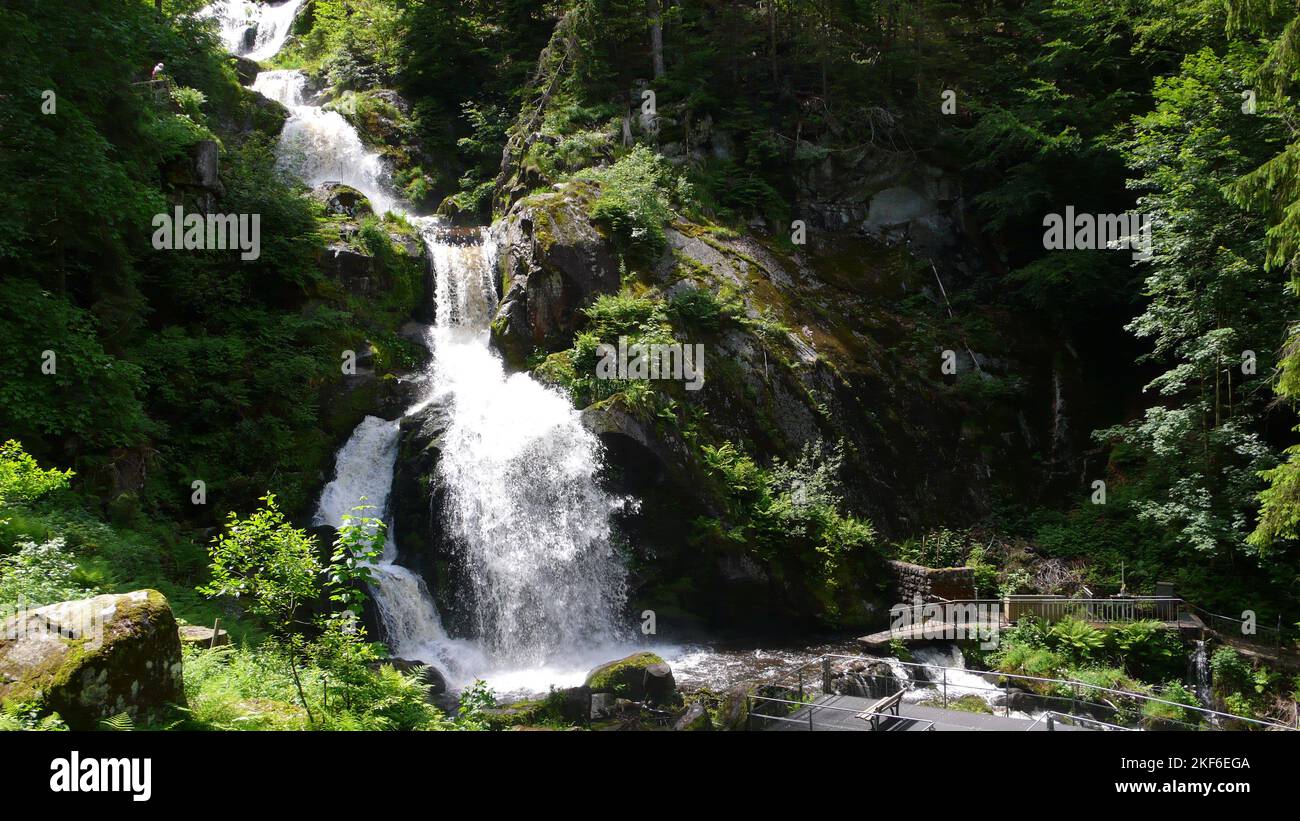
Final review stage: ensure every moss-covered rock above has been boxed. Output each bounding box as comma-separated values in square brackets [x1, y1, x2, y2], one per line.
[583, 652, 676, 706]
[490, 182, 621, 368]
[672, 701, 712, 731]
[0, 590, 184, 729]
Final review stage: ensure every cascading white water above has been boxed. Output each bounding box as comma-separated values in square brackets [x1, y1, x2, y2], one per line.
[225, 1, 476, 677]
[199, 0, 306, 63]
[1190, 640, 1212, 707]
[251, 70, 400, 215]
[426, 238, 630, 668]
[312, 411, 484, 678]
[218, 15, 632, 693]
[908, 644, 1003, 707]
[314, 230, 631, 688]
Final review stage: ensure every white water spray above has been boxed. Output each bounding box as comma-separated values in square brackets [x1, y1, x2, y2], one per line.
[199, 0, 306, 63]
[216, 16, 632, 692]
[426, 238, 630, 669]
[251, 69, 401, 215]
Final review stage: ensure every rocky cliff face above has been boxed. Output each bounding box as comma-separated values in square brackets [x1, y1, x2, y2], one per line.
[489, 181, 621, 368]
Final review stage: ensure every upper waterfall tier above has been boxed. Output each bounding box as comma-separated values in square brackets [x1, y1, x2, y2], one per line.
[199, 0, 307, 63]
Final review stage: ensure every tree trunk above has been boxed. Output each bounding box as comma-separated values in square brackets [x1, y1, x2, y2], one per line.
[768, 0, 778, 83]
[648, 0, 666, 79]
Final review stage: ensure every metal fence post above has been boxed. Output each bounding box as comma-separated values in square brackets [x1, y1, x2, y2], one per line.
[942, 668, 948, 709]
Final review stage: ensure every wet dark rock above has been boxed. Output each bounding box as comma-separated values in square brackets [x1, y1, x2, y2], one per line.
[716, 685, 753, 731]
[312, 182, 375, 220]
[672, 701, 712, 731]
[489, 182, 620, 368]
[369, 658, 448, 699]
[232, 55, 261, 86]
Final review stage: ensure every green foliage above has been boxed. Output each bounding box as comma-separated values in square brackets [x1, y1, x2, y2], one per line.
[326, 503, 386, 613]
[1210, 646, 1254, 695]
[455, 680, 498, 731]
[0, 537, 94, 610]
[667, 287, 743, 333]
[1048, 618, 1106, 663]
[0, 700, 68, 732]
[1143, 681, 1198, 727]
[579, 146, 686, 260]
[0, 441, 72, 509]
[1107, 620, 1183, 680]
[1097, 45, 1286, 563]
[694, 440, 878, 621]
[179, 644, 453, 731]
[896, 528, 973, 568]
[200, 494, 320, 637]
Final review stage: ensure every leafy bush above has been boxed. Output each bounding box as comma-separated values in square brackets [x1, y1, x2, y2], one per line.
[694, 440, 877, 620]
[1108, 620, 1183, 680]
[1210, 647, 1254, 696]
[1143, 681, 1199, 727]
[0, 537, 94, 609]
[667, 287, 743, 333]
[580, 146, 687, 261]
[1049, 618, 1106, 663]
[0, 440, 72, 508]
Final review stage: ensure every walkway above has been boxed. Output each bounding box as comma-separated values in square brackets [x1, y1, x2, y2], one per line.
[754, 694, 1085, 731]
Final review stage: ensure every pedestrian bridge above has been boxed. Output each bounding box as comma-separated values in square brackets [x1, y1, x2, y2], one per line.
[858, 596, 1201, 649]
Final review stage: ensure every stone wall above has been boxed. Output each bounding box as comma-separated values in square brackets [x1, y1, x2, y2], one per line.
[888, 560, 976, 602]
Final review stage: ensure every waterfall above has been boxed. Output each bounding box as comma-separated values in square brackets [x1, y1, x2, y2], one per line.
[908, 644, 1003, 707]
[251, 69, 401, 215]
[199, 0, 306, 63]
[312, 228, 631, 686]
[425, 235, 630, 667]
[216, 16, 631, 692]
[1190, 640, 1212, 708]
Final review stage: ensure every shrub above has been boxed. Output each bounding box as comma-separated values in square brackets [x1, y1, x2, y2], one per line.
[0, 537, 94, 609]
[580, 146, 686, 261]
[1210, 647, 1253, 696]
[0, 440, 72, 508]
[1143, 681, 1199, 727]
[1049, 618, 1106, 663]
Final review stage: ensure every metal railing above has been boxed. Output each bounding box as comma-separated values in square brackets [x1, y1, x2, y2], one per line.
[799, 654, 1294, 732]
[1182, 601, 1296, 657]
[745, 692, 935, 732]
[1025, 711, 1136, 732]
[1004, 595, 1185, 624]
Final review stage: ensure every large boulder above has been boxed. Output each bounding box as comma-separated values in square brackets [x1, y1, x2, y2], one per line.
[312, 182, 375, 221]
[0, 590, 184, 729]
[490, 182, 621, 368]
[232, 55, 261, 86]
[583, 652, 677, 706]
